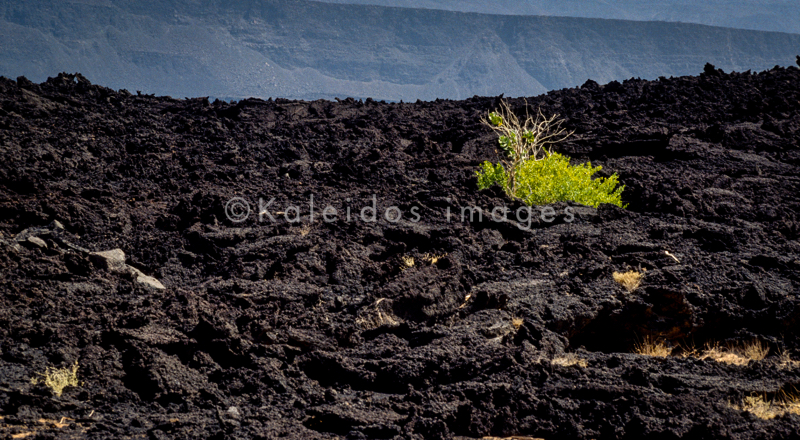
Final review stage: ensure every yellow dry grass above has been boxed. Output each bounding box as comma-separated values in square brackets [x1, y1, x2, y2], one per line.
[730, 393, 800, 420]
[613, 270, 643, 292]
[1, 416, 88, 440]
[481, 437, 545, 440]
[422, 252, 448, 265]
[551, 353, 588, 368]
[355, 298, 400, 330]
[297, 223, 312, 237]
[742, 339, 770, 361]
[31, 361, 80, 397]
[699, 340, 769, 366]
[634, 336, 672, 357]
[400, 255, 415, 270]
[779, 350, 800, 370]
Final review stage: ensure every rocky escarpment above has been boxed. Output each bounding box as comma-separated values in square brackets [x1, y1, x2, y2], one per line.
[1, 0, 799, 101]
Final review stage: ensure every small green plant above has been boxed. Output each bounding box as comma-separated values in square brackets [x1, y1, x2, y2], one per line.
[477, 101, 626, 208]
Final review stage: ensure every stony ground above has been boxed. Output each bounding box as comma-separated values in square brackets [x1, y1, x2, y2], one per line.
[0, 63, 799, 439]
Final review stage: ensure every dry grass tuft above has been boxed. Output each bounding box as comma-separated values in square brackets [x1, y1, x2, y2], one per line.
[730, 392, 800, 420]
[355, 298, 400, 330]
[779, 350, 800, 370]
[735, 395, 776, 419]
[297, 223, 312, 237]
[551, 353, 588, 368]
[481, 436, 545, 440]
[701, 344, 749, 366]
[700, 340, 769, 366]
[0, 415, 88, 439]
[400, 255, 415, 271]
[422, 252, 448, 265]
[31, 361, 80, 397]
[634, 336, 672, 357]
[613, 270, 643, 292]
[742, 339, 770, 361]
[457, 293, 472, 309]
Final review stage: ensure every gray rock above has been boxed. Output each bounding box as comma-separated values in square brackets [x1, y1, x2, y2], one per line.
[90, 248, 166, 289]
[129, 267, 166, 290]
[226, 406, 241, 419]
[25, 236, 47, 248]
[89, 249, 127, 271]
[1, 238, 22, 253]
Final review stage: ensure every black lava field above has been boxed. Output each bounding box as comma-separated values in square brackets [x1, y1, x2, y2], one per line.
[1, 62, 800, 439]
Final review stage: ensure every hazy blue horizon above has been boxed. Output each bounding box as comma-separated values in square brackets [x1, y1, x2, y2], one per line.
[314, 0, 800, 34]
[2, 0, 799, 101]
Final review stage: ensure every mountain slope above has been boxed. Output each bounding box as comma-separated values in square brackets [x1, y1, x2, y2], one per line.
[315, 0, 800, 34]
[1, 0, 798, 101]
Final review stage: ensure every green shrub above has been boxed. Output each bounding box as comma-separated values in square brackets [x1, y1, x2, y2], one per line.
[476, 161, 507, 191]
[477, 153, 626, 208]
[477, 101, 626, 208]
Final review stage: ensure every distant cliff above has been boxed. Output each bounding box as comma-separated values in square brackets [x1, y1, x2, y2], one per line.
[1, 0, 798, 101]
[316, 0, 800, 35]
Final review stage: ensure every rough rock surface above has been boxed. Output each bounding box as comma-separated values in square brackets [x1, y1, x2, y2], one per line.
[0, 65, 799, 438]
